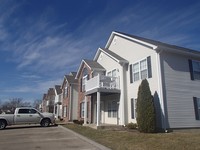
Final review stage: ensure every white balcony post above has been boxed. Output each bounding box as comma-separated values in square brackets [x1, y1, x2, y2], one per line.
[84, 96, 87, 125]
[97, 92, 100, 126]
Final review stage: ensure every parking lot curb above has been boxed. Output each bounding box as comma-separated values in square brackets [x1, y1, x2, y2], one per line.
[58, 125, 111, 150]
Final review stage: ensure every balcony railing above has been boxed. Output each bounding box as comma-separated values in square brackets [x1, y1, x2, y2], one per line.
[85, 74, 120, 92]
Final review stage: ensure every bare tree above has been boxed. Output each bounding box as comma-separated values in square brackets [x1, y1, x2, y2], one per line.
[32, 99, 42, 110]
[2, 98, 31, 113]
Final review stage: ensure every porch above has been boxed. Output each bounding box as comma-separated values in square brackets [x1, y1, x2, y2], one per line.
[85, 74, 120, 95]
[84, 123, 125, 130]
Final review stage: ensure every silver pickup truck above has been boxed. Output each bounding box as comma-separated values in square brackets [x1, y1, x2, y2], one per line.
[0, 107, 55, 130]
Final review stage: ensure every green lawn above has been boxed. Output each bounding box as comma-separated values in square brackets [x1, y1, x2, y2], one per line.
[63, 124, 200, 150]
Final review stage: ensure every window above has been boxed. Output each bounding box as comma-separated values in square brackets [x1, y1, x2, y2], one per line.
[140, 59, 148, 80]
[65, 86, 68, 98]
[18, 109, 37, 114]
[189, 60, 200, 80]
[108, 101, 117, 118]
[80, 102, 85, 118]
[81, 68, 89, 92]
[82, 75, 87, 92]
[193, 97, 200, 120]
[133, 63, 139, 81]
[107, 71, 112, 77]
[29, 109, 37, 114]
[18, 109, 29, 114]
[131, 98, 137, 119]
[130, 56, 152, 83]
[107, 69, 117, 77]
[63, 106, 67, 117]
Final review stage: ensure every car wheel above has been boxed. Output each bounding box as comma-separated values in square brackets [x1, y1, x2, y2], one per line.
[41, 119, 50, 127]
[0, 120, 6, 130]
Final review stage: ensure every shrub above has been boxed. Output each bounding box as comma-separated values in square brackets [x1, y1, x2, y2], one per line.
[73, 120, 84, 125]
[126, 123, 138, 129]
[136, 79, 156, 133]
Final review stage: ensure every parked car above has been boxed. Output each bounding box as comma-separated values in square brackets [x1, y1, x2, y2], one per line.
[0, 107, 55, 130]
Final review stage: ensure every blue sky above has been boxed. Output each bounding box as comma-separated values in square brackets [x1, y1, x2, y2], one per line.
[0, 0, 200, 103]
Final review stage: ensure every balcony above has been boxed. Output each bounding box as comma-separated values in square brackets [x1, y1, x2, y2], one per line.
[85, 74, 120, 95]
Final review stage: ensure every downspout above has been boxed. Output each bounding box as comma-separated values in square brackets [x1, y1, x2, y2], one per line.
[119, 62, 126, 126]
[156, 50, 167, 131]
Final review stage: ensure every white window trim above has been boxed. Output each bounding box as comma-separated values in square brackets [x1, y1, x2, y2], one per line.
[132, 57, 148, 82]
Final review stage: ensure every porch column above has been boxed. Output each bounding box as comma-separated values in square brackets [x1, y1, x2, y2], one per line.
[119, 64, 125, 125]
[84, 96, 87, 125]
[97, 92, 100, 126]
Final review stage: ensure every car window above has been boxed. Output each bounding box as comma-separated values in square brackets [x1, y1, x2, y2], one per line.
[29, 109, 37, 114]
[18, 109, 29, 114]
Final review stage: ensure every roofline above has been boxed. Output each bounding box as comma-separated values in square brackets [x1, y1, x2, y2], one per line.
[75, 59, 91, 79]
[106, 31, 200, 57]
[94, 48, 128, 64]
[105, 31, 158, 50]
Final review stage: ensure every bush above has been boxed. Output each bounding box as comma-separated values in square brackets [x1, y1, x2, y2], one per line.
[126, 123, 138, 129]
[73, 120, 84, 125]
[136, 79, 156, 133]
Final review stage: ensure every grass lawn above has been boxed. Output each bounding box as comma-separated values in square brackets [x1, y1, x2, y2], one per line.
[63, 124, 200, 150]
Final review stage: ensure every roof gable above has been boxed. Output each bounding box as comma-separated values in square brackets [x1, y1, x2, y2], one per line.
[55, 85, 62, 95]
[106, 31, 200, 57]
[76, 59, 105, 79]
[94, 47, 128, 65]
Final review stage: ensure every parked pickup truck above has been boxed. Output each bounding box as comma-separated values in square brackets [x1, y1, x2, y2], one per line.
[0, 107, 55, 130]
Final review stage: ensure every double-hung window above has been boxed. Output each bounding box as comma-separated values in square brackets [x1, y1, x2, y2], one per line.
[131, 98, 137, 119]
[80, 102, 85, 118]
[107, 69, 117, 77]
[189, 60, 200, 80]
[108, 101, 117, 118]
[65, 86, 68, 98]
[130, 56, 152, 83]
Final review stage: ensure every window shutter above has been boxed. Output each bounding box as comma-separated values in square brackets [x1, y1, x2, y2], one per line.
[147, 56, 152, 78]
[193, 97, 199, 120]
[188, 59, 194, 80]
[130, 65, 133, 83]
[131, 98, 134, 119]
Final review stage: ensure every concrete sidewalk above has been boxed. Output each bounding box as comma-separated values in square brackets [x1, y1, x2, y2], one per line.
[59, 125, 111, 150]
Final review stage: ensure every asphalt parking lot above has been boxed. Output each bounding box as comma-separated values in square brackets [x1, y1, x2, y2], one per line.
[0, 125, 110, 150]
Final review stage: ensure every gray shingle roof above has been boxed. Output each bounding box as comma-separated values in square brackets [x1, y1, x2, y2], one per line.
[65, 74, 78, 84]
[84, 59, 105, 70]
